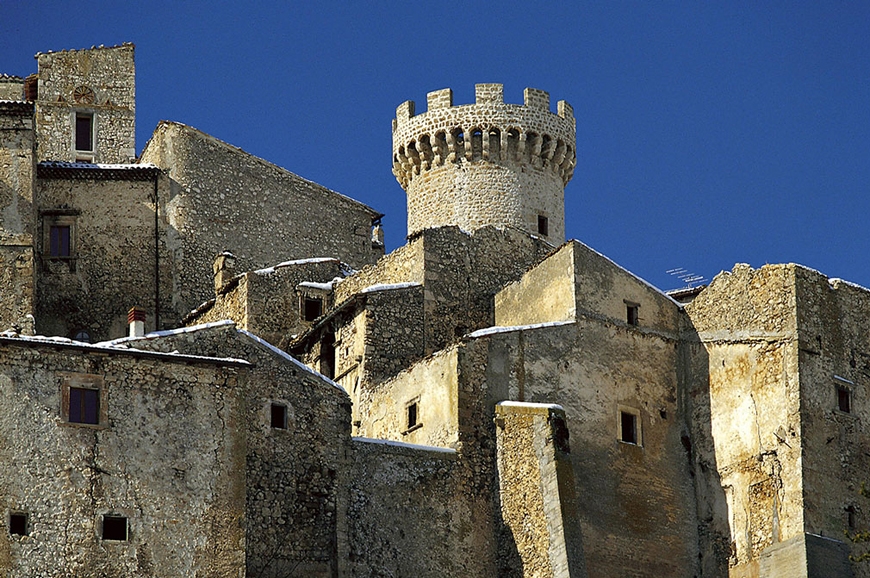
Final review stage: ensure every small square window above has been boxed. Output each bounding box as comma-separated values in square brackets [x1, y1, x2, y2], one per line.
[270, 403, 287, 429]
[838, 386, 851, 413]
[61, 373, 105, 427]
[537, 215, 549, 237]
[302, 297, 323, 322]
[9, 512, 28, 536]
[69, 387, 99, 424]
[102, 515, 127, 541]
[626, 303, 639, 326]
[42, 212, 78, 263]
[75, 113, 94, 153]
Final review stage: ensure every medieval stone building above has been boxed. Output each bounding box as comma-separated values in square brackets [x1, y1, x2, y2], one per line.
[0, 43, 867, 578]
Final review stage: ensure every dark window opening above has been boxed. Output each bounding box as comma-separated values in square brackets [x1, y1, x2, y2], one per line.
[407, 402, 418, 430]
[627, 304, 639, 326]
[303, 297, 323, 322]
[72, 329, 91, 343]
[102, 516, 127, 541]
[847, 506, 857, 530]
[75, 113, 93, 152]
[620, 411, 638, 444]
[270, 403, 287, 429]
[320, 333, 335, 380]
[9, 513, 27, 536]
[537, 215, 549, 236]
[838, 386, 851, 413]
[69, 387, 99, 424]
[49, 225, 71, 257]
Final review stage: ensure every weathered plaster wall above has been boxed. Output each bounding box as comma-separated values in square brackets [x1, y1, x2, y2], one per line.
[140, 121, 384, 317]
[35, 45, 136, 163]
[35, 173, 172, 341]
[119, 323, 353, 578]
[0, 340, 246, 577]
[0, 102, 35, 331]
[357, 346, 460, 448]
[495, 242, 576, 327]
[474, 318, 699, 578]
[684, 264, 808, 577]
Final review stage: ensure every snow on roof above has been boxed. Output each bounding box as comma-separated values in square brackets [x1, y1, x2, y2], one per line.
[829, 277, 870, 294]
[352, 437, 457, 454]
[497, 400, 565, 412]
[39, 161, 158, 170]
[101, 320, 347, 394]
[1, 329, 248, 366]
[466, 320, 574, 339]
[298, 278, 342, 291]
[100, 319, 236, 346]
[254, 257, 339, 276]
[237, 329, 348, 394]
[360, 282, 422, 294]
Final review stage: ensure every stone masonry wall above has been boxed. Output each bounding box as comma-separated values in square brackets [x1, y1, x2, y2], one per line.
[140, 121, 384, 318]
[793, 266, 870, 575]
[119, 323, 353, 578]
[393, 84, 575, 242]
[0, 339, 246, 577]
[348, 439, 499, 577]
[0, 77, 24, 100]
[495, 402, 586, 578]
[0, 102, 35, 332]
[35, 45, 136, 163]
[35, 174, 172, 341]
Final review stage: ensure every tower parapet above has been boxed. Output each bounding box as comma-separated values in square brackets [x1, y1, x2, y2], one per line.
[393, 84, 576, 242]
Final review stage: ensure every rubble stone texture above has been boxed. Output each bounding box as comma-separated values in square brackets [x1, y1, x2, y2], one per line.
[1, 42, 868, 578]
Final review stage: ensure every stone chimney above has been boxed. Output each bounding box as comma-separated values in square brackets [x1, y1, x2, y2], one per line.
[127, 306, 146, 338]
[213, 251, 236, 293]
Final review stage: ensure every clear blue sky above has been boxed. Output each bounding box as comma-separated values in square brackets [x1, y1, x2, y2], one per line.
[3, 1, 869, 291]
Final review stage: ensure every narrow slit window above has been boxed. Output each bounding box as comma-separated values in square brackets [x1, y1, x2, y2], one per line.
[102, 516, 128, 541]
[9, 513, 28, 536]
[537, 215, 549, 236]
[69, 387, 99, 424]
[270, 403, 287, 429]
[75, 113, 93, 152]
[620, 411, 638, 445]
[838, 386, 851, 413]
[407, 402, 418, 430]
[626, 304, 639, 326]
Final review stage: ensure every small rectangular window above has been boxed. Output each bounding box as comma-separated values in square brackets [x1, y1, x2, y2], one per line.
[69, 387, 99, 425]
[270, 403, 287, 429]
[49, 225, 71, 257]
[626, 304, 639, 326]
[9, 513, 28, 536]
[537, 215, 549, 236]
[102, 515, 127, 541]
[838, 386, 851, 413]
[620, 411, 637, 444]
[303, 297, 323, 322]
[75, 113, 93, 152]
[407, 402, 418, 430]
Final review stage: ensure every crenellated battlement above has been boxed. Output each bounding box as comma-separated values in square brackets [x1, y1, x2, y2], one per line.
[392, 84, 576, 190]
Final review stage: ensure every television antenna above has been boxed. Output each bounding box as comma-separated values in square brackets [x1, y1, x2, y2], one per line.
[666, 267, 707, 288]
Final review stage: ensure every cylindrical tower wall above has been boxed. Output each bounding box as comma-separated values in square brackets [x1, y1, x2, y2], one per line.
[393, 84, 575, 242]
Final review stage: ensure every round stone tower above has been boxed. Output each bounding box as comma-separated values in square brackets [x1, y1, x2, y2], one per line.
[392, 84, 576, 242]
